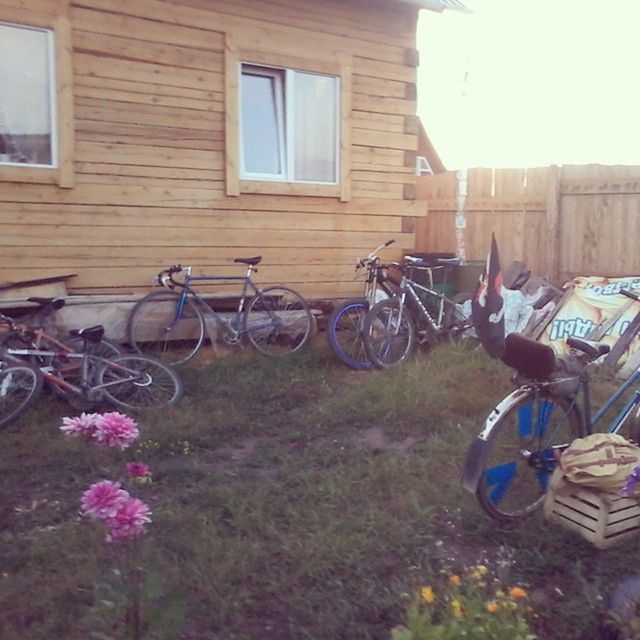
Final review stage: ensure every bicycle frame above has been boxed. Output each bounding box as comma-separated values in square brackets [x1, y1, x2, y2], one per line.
[393, 267, 450, 334]
[1, 324, 146, 397]
[168, 265, 280, 338]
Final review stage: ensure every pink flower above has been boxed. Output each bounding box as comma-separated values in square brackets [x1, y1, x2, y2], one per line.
[61, 413, 101, 439]
[81, 480, 130, 520]
[93, 412, 139, 449]
[126, 462, 152, 482]
[105, 498, 152, 543]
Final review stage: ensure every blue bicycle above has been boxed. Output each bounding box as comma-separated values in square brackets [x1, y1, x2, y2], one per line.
[461, 289, 640, 520]
[127, 260, 313, 365]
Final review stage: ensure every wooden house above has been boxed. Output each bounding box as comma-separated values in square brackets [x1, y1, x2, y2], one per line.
[0, 0, 467, 302]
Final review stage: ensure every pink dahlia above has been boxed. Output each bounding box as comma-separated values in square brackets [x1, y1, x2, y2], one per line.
[60, 413, 101, 439]
[126, 462, 151, 480]
[106, 497, 152, 543]
[93, 412, 139, 449]
[81, 480, 130, 520]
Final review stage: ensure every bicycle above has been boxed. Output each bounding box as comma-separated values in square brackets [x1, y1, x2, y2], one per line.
[460, 289, 640, 521]
[361, 255, 474, 369]
[1, 314, 182, 415]
[327, 239, 399, 370]
[127, 259, 313, 365]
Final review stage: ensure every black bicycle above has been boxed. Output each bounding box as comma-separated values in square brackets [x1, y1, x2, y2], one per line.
[362, 255, 474, 369]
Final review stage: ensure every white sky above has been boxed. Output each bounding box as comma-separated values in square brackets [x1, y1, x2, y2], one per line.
[417, 0, 640, 169]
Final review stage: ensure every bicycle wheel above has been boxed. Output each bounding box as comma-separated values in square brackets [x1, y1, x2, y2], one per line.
[244, 287, 312, 356]
[96, 354, 183, 410]
[362, 298, 416, 369]
[127, 290, 205, 365]
[0, 364, 43, 429]
[327, 299, 373, 370]
[476, 390, 584, 520]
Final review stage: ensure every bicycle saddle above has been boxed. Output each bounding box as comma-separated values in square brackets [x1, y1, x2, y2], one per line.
[69, 325, 105, 344]
[566, 337, 610, 361]
[234, 256, 262, 266]
[501, 333, 557, 380]
[28, 296, 65, 311]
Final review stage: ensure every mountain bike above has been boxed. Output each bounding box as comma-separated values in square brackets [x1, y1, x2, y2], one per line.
[461, 289, 640, 521]
[1, 314, 182, 414]
[361, 255, 474, 369]
[127, 259, 313, 365]
[327, 239, 399, 370]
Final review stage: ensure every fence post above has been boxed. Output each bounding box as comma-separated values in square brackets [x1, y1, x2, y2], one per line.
[545, 165, 562, 282]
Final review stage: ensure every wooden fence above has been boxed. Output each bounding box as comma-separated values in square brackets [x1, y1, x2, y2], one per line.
[415, 165, 640, 283]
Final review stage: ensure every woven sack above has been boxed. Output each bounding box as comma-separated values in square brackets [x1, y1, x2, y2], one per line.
[558, 433, 640, 494]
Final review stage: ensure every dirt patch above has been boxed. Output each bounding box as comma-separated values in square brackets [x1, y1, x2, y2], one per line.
[355, 426, 419, 453]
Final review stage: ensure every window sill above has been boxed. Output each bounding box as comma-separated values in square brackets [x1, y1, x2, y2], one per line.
[0, 165, 66, 186]
[239, 180, 341, 198]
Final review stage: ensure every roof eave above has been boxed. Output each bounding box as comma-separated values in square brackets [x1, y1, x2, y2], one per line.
[396, 0, 471, 13]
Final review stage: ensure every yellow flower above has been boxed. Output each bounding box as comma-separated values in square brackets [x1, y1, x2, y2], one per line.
[509, 587, 528, 599]
[451, 599, 464, 619]
[485, 601, 500, 614]
[420, 586, 436, 604]
[448, 574, 461, 586]
[469, 565, 488, 581]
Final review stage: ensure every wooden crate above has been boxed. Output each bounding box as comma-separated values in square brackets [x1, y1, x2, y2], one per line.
[544, 485, 640, 549]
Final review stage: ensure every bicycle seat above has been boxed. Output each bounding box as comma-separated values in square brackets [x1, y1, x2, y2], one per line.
[69, 325, 105, 344]
[566, 337, 610, 361]
[28, 296, 65, 311]
[501, 333, 557, 379]
[234, 256, 262, 266]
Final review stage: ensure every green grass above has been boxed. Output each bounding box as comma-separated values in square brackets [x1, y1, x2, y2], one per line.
[1, 342, 637, 639]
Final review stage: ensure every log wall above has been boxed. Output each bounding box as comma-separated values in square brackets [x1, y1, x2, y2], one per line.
[0, 0, 426, 299]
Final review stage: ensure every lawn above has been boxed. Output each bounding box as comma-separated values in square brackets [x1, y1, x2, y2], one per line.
[2, 342, 639, 640]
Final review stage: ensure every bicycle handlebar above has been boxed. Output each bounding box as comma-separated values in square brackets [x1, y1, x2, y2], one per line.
[157, 264, 190, 289]
[355, 239, 395, 271]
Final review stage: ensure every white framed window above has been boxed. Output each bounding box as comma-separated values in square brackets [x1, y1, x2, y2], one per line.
[240, 63, 339, 184]
[0, 21, 57, 168]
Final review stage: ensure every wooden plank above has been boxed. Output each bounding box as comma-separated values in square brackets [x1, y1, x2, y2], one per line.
[225, 34, 240, 197]
[0, 223, 415, 248]
[75, 141, 222, 170]
[562, 177, 640, 195]
[544, 165, 561, 279]
[71, 6, 225, 50]
[73, 29, 223, 72]
[0, 207, 402, 233]
[75, 73, 222, 102]
[0, 245, 401, 268]
[352, 94, 416, 116]
[74, 53, 223, 92]
[340, 55, 353, 203]
[55, 13, 75, 188]
[353, 129, 416, 152]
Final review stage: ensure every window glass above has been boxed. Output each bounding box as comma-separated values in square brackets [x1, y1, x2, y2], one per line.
[241, 68, 284, 176]
[293, 72, 337, 183]
[240, 63, 339, 184]
[0, 23, 55, 167]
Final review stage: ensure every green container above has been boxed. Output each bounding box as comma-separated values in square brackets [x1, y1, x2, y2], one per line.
[455, 261, 485, 295]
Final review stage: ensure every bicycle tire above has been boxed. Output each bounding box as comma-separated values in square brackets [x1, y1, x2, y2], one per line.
[95, 354, 183, 410]
[50, 336, 123, 409]
[362, 297, 416, 369]
[327, 299, 373, 370]
[476, 389, 583, 520]
[244, 286, 312, 357]
[0, 363, 43, 429]
[127, 290, 205, 365]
